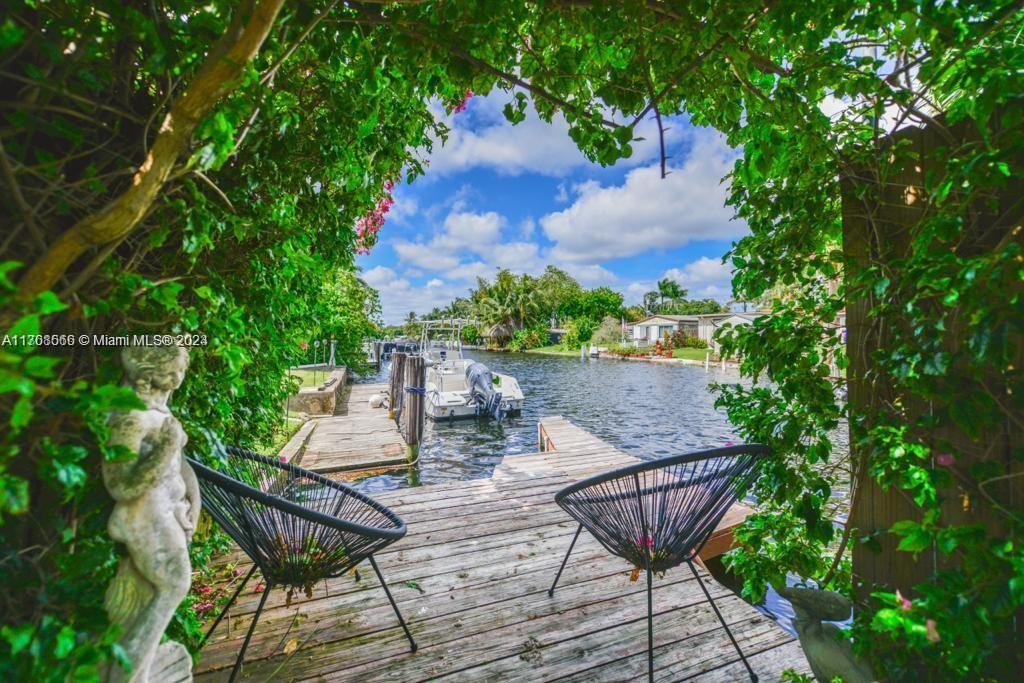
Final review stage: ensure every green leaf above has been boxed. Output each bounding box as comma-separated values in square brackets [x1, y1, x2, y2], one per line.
[34, 291, 68, 315]
[1, 623, 34, 655]
[54, 625, 76, 658]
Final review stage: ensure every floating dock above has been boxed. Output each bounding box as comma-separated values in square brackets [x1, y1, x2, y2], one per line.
[296, 383, 407, 473]
[198, 417, 809, 681]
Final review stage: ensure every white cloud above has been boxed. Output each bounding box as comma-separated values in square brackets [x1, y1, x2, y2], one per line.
[364, 266, 471, 324]
[448, 261, 495, 282]
[561, 262, 618, 286]
[423, 92, 688, 178]
[363, 266, 399, 288]
[392, 209, 507, 272]
[440, 210, 505, 249]
[620, 257, 734, 305]
[540, 129, 746, 263]
[662, 257, 733, 300]
[490, 241, 542, 271]
[392, 241, 460, 271]
[519, 217, 536, 238]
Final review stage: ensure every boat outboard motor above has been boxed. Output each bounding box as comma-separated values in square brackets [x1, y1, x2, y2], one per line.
[465, 362, 503, 420]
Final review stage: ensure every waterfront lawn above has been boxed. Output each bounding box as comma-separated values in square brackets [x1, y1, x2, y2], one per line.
[526, 345, 583, 356]
[671, 347, 711, 361]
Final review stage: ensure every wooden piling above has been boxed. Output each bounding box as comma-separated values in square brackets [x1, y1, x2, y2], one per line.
[402, 354, 426, 463]
[388, 352, 406, 420]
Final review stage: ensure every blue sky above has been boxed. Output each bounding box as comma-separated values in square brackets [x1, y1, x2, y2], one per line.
[358, 93, 748, 324]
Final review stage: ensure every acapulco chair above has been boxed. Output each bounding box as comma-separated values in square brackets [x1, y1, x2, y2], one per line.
[188, 447, 416, 682]
[547, 444, 768, 682]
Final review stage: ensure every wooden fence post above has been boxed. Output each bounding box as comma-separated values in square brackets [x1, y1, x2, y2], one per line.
[841, 117, 1023, 598]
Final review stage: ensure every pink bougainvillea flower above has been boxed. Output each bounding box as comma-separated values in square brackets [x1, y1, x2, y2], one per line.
[234, 568, 244, 576]
[280, 456, 288, 463]
[896, 589, 912, 611]
[299, 341, 308, 350]
[935, 452, 955, 467]
[452, 88, 474, 114]
[636, 534, 655, 551]
[253, 583, 266, 594]
[925, 618, 941, 643]
[725, 441, 734, 446]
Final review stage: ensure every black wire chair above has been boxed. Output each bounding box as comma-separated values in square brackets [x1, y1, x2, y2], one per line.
[188, 447, 416, 682]
[548, 444, 768, 683]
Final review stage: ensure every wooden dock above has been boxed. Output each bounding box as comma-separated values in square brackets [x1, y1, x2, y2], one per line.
[197, 417, 809, 681]
[296, 383, 406, 473]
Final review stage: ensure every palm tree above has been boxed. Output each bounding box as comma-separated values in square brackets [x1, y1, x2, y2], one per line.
[643, 290, 660, 315]
[656, 278, 687, 307]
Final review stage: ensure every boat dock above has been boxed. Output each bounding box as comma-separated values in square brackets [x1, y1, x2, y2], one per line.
[198, 417, 809, 681]
[294, 383, 407, 473]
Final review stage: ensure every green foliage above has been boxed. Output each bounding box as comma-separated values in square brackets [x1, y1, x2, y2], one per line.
[591, 316, 624, 345]
[460, 324, 479, 345]
[507, 325, 546, 352]
[2, 1, 1023, 678]
[560, 287, 624, 322]
[561, 317, 596, 350]
[670, 330, 708, 349]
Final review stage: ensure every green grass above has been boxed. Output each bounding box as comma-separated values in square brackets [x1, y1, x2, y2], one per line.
[288, 369, 320, 388]
[525, 344, 583, 356]
[670, 347, 712, 361]
[255, 411, 306, 456]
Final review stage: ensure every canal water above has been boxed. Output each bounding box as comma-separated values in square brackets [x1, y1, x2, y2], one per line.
[350, 349, 850, 634]
[353, 349, 756, 492]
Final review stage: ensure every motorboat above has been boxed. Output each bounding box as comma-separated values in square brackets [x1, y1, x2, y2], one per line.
[417, 319, 525, 420]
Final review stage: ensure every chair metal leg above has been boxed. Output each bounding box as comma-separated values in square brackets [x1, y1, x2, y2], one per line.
[201, 564, 258, 647]
[229, 582, 271, 683]
[548, 524, 582, 597]
[646, 563, 655, 683]
[687, 561, 758, 682]
[368, 555, 417, 652]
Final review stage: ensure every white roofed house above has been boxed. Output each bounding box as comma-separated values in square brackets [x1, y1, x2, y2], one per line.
[628, 315, 698, 347]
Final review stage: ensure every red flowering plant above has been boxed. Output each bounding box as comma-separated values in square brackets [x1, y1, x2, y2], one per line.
[354, 179, 396, 255]
[451, 88, 473, 114]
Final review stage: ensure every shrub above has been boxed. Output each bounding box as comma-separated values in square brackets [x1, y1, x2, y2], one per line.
[508, 326, 544, 352]
[561, 317, 596, 350]
[591, 316, 623, 345]
[670, 329, 708, 349]
[460, 324, 479, 345]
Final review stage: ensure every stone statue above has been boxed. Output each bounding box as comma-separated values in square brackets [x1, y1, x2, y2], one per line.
[776, 586, 876, 683]
[103, 345, 197, 683]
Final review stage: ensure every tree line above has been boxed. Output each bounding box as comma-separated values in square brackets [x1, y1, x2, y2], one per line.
[392, 266, 725, 349]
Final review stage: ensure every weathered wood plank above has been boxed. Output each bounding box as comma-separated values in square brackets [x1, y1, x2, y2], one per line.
[195, 416, 802, 682]
[298, 383, 408, 473]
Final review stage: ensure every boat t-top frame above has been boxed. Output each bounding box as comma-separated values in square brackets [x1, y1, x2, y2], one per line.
[418, 318, 477, 361]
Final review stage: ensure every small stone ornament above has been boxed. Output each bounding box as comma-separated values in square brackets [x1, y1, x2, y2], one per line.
[776, 586, 875, 683]
[103, 345, 197, 683]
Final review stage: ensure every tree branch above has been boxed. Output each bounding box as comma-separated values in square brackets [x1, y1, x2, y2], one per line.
[15, 0, 286, 301]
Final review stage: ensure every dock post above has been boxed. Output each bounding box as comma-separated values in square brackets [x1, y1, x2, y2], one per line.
[389, 352, 407, 420]
[402, 355, 426, 462]
[580, 343, 585, 359]
[705, 349, 710, 372]
[720, 355, 726, 371]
